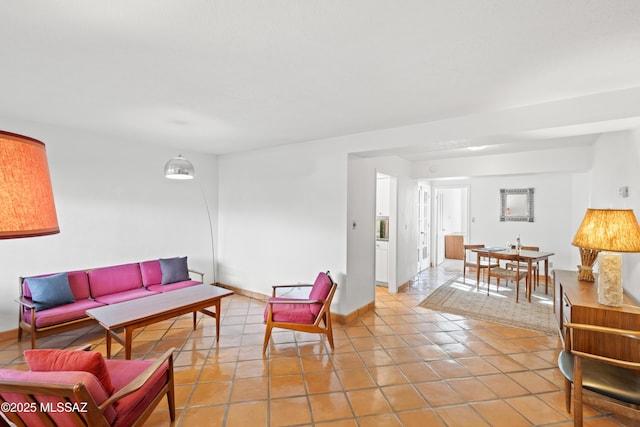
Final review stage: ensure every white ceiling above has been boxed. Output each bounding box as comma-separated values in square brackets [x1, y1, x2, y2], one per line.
[2, 1, 640, 158]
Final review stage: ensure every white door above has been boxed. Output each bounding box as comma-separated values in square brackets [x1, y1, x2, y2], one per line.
[435, 189, 446, 265]
[417, 183, 431, 272]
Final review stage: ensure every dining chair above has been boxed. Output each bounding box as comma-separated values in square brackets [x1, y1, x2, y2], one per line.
[506, 245, 540, 289]
[263, 271, 337, 354]
[463, 244, 498, 284]
[485, 251, 529, 302]
[558, 322, 640, 426]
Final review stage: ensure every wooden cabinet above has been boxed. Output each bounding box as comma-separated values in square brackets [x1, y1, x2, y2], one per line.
[444, 235, 464, 260]
[555, 269, 640, 362]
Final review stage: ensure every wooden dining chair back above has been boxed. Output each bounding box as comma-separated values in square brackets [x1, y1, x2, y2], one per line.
[485, 251, 528, 302]
[506, 245, 541, 289]
[463, 244, 498, 284]
[558, 322, 640, 426]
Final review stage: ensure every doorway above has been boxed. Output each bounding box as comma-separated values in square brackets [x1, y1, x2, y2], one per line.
[375, 172, 397, 292]
[433, 186, 469, 266]
[417, 182, 431, 273]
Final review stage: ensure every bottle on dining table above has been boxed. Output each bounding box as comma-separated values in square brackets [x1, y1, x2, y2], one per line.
[516, 234, 522, 253]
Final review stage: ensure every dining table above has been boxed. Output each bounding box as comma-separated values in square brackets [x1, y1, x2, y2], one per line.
[472, 247, 555, 302]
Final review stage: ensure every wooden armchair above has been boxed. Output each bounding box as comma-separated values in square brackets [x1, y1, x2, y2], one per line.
[0, 347, 176, 427]
[558, 323, 640, 426]
[463, 244, 498, 284]
[263, 271, 337, 354]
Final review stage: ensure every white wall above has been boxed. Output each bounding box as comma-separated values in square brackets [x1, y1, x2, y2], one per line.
[466, 173, 576, 270]
[0, 118, 218, 331]
[217, 141, 348, 312]
[586, 130, 640, 301]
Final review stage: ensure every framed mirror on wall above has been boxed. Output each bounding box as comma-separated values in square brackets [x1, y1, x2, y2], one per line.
[500, 188, 534, 222]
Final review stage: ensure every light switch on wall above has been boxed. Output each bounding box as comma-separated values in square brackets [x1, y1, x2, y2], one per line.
[619, 186, 629, 198]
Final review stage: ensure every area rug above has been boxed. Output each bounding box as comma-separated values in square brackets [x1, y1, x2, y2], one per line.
[419, 275, 556, 334]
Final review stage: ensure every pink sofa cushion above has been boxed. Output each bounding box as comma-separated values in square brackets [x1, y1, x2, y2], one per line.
[146, 280, 201, 293]
[93, 288, 158, 305]
[24, 349, 115, 395]
[23, 270, 91, 300]
[88, 263, 143, 298]
[23, 298, 105, 328]
[106, 358, 169, 426]
[140, 259, 162, 287]
[0, 369, 117, 425]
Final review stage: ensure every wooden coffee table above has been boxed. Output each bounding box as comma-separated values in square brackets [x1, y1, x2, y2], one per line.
[87, 285, 233, 359]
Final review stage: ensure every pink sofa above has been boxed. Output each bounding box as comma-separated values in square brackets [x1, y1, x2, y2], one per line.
[17, 258, 203, 348]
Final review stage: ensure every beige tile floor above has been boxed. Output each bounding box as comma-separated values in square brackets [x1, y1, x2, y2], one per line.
[0, 261, 636, 426]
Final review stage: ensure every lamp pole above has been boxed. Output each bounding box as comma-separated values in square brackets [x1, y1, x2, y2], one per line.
[164, 155, 216, 284]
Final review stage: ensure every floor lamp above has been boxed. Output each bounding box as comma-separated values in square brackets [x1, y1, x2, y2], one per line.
[0, 131, 59, 239]
[164, 155, 216, 284]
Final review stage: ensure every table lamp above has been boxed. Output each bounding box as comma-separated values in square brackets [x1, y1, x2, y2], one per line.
[0, 131, 59, 239]
[571, 208, 640, 306]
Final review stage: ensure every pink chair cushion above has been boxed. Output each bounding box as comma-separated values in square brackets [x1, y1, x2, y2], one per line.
[308, 272, 334, 316]
[88, 263, 143, 298]
[24, 349, 115, 395]
[264, 297, 317, 324]
[93, 288, 158, 305]
[106, 359, 169, 426]
[263, 272, 334, 323]
[23, 270, 91, 300]
[23, 298, 105, 328]
[0, 369, 117, 425]
[140, 259, 162, 287]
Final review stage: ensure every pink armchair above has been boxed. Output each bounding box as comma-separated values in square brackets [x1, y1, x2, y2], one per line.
[263, 271, 337, 354]
[0, 347, 175, 427]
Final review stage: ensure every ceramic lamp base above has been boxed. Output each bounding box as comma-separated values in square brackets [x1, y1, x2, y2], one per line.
[597, 252, 623, 307]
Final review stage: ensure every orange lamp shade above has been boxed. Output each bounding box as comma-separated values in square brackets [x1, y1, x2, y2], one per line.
[0, 131, 59, 238]
[572, 208, 640, 252]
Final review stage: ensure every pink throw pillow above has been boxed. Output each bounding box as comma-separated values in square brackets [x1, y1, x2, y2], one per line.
[24, 349, 114, 395]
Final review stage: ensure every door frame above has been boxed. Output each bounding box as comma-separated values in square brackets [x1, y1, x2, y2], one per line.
[417, 181, 431, 273]
[432, 185, 470, 266]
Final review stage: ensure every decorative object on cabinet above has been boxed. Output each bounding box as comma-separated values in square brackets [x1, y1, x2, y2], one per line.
[0, 131, 59, 238]
[165, 154, 216, 283]
[499, 188, 534, 222]
[571, 209, 640, 306]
